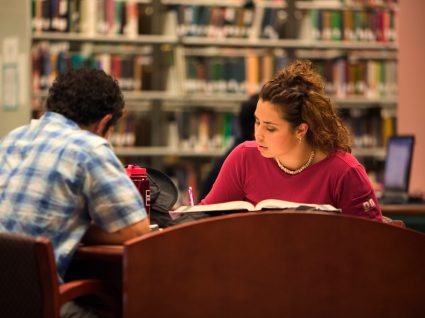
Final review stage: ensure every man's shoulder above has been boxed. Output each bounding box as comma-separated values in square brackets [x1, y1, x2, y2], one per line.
[42, 112, 108, 148]
[63, 131, 114, 162]
[1, 124, 29, 143]
[68, 130, 108, 147]
[37, 125, 112, 165]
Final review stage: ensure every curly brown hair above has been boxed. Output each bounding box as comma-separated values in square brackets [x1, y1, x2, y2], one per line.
[46, 68, 124, 129]
[259, 59, 351, 153]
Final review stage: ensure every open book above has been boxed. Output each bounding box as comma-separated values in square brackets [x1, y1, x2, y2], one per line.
[172, 199, 341, 214]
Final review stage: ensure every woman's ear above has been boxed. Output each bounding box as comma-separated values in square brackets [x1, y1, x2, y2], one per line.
[296, 123, 309, 138]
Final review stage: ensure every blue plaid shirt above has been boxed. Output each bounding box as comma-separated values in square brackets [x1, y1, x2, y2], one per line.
[0, 112, 146, 280]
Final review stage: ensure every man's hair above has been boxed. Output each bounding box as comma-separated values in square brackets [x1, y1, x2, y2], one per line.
[46, 68, 124, 128]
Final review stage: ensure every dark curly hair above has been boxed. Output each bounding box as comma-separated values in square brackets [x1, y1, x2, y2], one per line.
[260, 59, 351, 154]
[46, 68, 124, 129]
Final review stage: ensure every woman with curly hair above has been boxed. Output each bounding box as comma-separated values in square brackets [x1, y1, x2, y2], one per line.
[201, 60, 382, 220]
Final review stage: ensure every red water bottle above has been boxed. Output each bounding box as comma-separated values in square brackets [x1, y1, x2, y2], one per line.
[126, 165, 150, 216]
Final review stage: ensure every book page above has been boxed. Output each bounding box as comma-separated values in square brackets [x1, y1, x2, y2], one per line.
[255, 199, 302, 210]
[255, 199, 340, 212]
[173, 201, 255, 213]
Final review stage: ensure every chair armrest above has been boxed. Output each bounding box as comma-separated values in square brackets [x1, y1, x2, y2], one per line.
[59, 279, 119, 313]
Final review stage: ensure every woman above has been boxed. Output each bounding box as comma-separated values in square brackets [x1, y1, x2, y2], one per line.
[201, 60, 382, 220]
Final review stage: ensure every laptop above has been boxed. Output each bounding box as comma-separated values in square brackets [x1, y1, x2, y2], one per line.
[379, 135, 415, 204]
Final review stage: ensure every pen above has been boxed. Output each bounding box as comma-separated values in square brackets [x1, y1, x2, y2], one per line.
[188, 186, 194, 206]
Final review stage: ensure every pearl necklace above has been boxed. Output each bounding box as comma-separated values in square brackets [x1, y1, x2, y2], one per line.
[275, 150, 315, 175]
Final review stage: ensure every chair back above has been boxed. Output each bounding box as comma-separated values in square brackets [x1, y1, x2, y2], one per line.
[0, 232, 59, 318]
[123, 212, 425, 318]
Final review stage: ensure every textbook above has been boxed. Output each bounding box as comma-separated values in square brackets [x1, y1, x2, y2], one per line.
[172, 199, 341, 214]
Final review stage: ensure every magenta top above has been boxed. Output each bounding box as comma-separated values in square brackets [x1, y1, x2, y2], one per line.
[201, 141, 383, 221]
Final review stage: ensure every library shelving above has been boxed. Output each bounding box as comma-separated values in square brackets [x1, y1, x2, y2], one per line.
[26, 0, 398, 201]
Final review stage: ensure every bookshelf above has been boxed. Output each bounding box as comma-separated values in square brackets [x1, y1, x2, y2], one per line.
[23, 0, 399, 202]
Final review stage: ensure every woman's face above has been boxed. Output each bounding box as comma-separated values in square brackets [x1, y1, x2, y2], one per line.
[254, 99, 300, 159]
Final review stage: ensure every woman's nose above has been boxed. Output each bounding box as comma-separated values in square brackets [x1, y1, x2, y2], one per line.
[254, 128, 263, 141]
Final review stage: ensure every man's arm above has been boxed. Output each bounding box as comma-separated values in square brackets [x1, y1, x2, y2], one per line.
[83, 218, 150, 245]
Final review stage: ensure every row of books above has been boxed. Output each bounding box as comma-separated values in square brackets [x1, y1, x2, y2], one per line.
[296, 8, 397, 42]
[110, 110, 238, 152]
[338, 0, 398, 6]
[110, 106, 395, 151]
[31, 41, 158, 91]
[183, 52, 396, 98]
[32, 0, 398, 42]
[173, 3, 397, 41]
[31, 42, 396, 100]
[172, 111, 236, 152]
[174, 5, 254, 38]
[184, 51, 288, 95]
[341, 107, 396, 148]
[110, 111, 147, 148]
[313, 58, 397, 98]
[32, 0, 155, 36]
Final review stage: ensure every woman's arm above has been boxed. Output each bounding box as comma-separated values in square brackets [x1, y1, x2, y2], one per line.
[336, 164, 383, 221]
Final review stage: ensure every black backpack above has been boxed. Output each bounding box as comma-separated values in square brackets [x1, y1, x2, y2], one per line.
[147, 168, 209, 228]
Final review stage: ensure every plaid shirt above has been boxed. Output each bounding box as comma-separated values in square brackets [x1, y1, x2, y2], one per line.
[0, 112, 146, 279]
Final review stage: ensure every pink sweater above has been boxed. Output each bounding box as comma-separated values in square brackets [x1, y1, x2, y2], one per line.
[201, 141, 382, 221]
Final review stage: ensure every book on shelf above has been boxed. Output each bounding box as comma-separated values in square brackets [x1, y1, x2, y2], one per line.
[174, 5, 254, 38]
[296, 7, 397, 43]
[172, 199, 341, 214]
[261, 7, 288, 39]
[31, 41, 158, 92]
[183, 49, 288, 95]
[31, 0, 159, 37]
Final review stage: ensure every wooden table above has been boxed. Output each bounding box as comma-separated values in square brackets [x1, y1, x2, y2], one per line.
[381, 204, 425, 215]
[381, 204, 425, 233]
[66, 211, 425, 318]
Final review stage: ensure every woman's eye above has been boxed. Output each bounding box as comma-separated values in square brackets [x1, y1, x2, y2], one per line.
[266, 127, 276, 132]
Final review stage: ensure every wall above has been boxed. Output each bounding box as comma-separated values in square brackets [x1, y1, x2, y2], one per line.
[0, 1, 31, 138]
[399, 0, 425, 195]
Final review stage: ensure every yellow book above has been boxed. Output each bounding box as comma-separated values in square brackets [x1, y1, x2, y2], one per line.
[245, 53, 260, 95]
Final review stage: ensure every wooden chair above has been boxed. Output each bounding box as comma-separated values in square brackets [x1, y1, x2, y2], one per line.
[0, 232, 119, 318]
[123, 211, 425, 318]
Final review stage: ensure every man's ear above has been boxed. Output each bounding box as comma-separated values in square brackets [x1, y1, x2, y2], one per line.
[94, 114, 113, 137]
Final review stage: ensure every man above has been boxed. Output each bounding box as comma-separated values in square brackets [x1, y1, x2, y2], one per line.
[0, 68, 150, 317]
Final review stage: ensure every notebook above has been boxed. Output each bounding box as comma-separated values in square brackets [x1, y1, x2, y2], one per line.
[379, 135, 415, 204]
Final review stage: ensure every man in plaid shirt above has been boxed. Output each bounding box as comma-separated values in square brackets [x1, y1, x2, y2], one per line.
[0, 68, 150, 317]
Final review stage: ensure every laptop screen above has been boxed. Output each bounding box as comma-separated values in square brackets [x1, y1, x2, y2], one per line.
[383, 135, 415, 193]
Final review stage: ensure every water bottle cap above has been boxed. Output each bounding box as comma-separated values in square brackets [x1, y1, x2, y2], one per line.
[125, 164, 146, 177]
